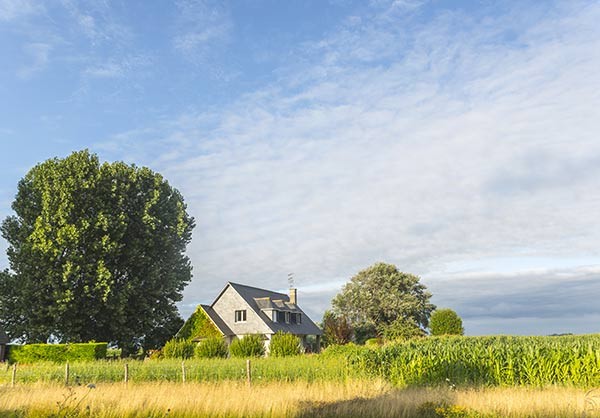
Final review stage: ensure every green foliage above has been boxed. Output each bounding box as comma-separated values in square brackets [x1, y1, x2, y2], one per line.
[7, 343, 107, 363]
[332, 263, 435, 340]
[334, 334, 600, 387]
[229, 335, 265, 358]
[0, 356, 354, 385]
[0, 150, 194, 350]
[195, 337, 228, 359]
[269, 331, 302, 357]
[364, 338, 382, 347]
[382, 317, 426, 342]
[162, 339, 196, 359]
[430, 309, 465, 336]
[322, 310, 353, 346]
[176, 306, 221, 341]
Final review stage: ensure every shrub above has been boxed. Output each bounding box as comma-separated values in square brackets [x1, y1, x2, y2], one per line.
[269, 331, 302, 357]
[162, 339, 196, 359]
[195, 337, 228, 358]
[7, 343, 108, 363]
[429, 308, 464, 336]
[229, 334, 265, 358]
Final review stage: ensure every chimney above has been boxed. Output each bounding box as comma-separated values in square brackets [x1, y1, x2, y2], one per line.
[289, 288, 297, 305]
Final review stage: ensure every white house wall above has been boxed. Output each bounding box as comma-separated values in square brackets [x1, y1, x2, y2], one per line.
[212, 285, 273, 336]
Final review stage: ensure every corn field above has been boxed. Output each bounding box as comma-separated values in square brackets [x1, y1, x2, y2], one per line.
[344, 335, 600, 387]
[2, 335, 600, 388]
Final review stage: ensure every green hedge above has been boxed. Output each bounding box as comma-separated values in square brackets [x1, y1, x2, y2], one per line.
[7, 343, 108, 363]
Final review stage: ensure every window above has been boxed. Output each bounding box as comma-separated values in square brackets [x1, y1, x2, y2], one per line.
[276, 311, 286, 323]
[235, 310, 247, 322]
[290, 313, 302, 324]
[285, 312, 291, 324]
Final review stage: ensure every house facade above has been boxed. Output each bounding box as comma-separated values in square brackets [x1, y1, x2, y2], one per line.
[196, 282, 322, 353]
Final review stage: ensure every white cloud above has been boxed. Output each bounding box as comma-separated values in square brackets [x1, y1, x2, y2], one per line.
[95, 1, 600, 333]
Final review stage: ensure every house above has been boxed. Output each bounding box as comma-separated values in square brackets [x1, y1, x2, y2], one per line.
[0, 328, 8, 362]
[185, 282, 322, 353]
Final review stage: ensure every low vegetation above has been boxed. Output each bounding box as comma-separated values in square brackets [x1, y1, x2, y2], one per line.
[229, 335, 266, 358]
[1, 382, 599, 418]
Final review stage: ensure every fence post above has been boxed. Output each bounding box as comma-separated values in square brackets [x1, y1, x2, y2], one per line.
[246, 359, 251, 387]
[65, 361, 70, 386]
[124, 363, 129, 384]
[181, 361, 186, 383]
[11, 363, 17, 387]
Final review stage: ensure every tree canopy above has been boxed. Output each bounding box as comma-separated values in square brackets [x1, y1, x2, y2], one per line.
[332, 262, 435, 342]
[0, 150, 194, 351]
[429, 308, 464, 336]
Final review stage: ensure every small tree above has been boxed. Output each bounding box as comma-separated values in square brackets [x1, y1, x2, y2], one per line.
[270, 331, 302, 357]
[195, 337, 228, 358]
[322, 310, 353, 346]
[429, 308, 464, 336]
[229, 335, 265, 358]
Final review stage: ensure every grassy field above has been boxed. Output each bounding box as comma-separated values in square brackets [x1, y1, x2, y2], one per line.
[3, 335, 600, 417]
[1, 381, 600, 417]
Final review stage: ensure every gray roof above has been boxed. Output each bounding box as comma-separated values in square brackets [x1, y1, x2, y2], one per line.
[200, 304, 235, 336]
[0, 329, 9, 344]
[221, 282, 323, 336]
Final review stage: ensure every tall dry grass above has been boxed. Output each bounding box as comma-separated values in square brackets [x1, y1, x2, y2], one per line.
[1, 381, 600, 418]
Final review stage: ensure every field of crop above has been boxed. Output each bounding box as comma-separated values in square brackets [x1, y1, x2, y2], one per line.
[2, 335, 600, 417]
[3, 335, 600, 388]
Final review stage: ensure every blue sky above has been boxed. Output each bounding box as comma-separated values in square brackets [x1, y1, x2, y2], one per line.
[1, 0, 600, 335]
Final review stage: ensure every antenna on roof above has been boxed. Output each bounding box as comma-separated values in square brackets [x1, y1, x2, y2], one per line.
[287, 272, 295, 289]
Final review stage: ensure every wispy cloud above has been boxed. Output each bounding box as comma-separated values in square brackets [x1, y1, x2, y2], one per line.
[172, 0, 233, 65]
[0, 0, 40, 21]
[17, 42, 52, 79]
[94, 1, 600, 332]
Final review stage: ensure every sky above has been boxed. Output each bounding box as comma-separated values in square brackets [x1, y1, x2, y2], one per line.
[1, 0, 600, 336]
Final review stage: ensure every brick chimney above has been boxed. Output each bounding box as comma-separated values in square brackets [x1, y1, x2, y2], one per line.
[289, 288, 297, 305]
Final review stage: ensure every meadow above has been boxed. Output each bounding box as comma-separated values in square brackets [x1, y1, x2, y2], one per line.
[2, 335, 600, 417]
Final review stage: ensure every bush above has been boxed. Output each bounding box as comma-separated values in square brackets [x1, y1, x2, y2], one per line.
[162, 339, 196, 359]
[229, 334, 265, 358]
[7, 342, 108, 363]
[269, 331, 302, 357]
[195, 337, 228, 358]
[429, 308, 464, 336]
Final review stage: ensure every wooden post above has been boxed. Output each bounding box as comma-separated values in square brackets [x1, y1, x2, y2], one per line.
[11, 363, 17, 387]
[181, 361, 186, 383]
[124, 363, 129, 384]
[246, 359, 251, 387]
[65, 361, 70, 386]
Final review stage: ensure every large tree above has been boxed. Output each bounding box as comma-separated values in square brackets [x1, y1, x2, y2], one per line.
[0, 150, 194, 351]
[332, 262, 435, 342]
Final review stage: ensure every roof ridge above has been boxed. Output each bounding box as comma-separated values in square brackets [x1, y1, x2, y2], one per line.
[228, 281, 289, 298]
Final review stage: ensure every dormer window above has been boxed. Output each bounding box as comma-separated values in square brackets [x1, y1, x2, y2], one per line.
[285, 312, 291, 324]
[235, 310, 247, 323]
